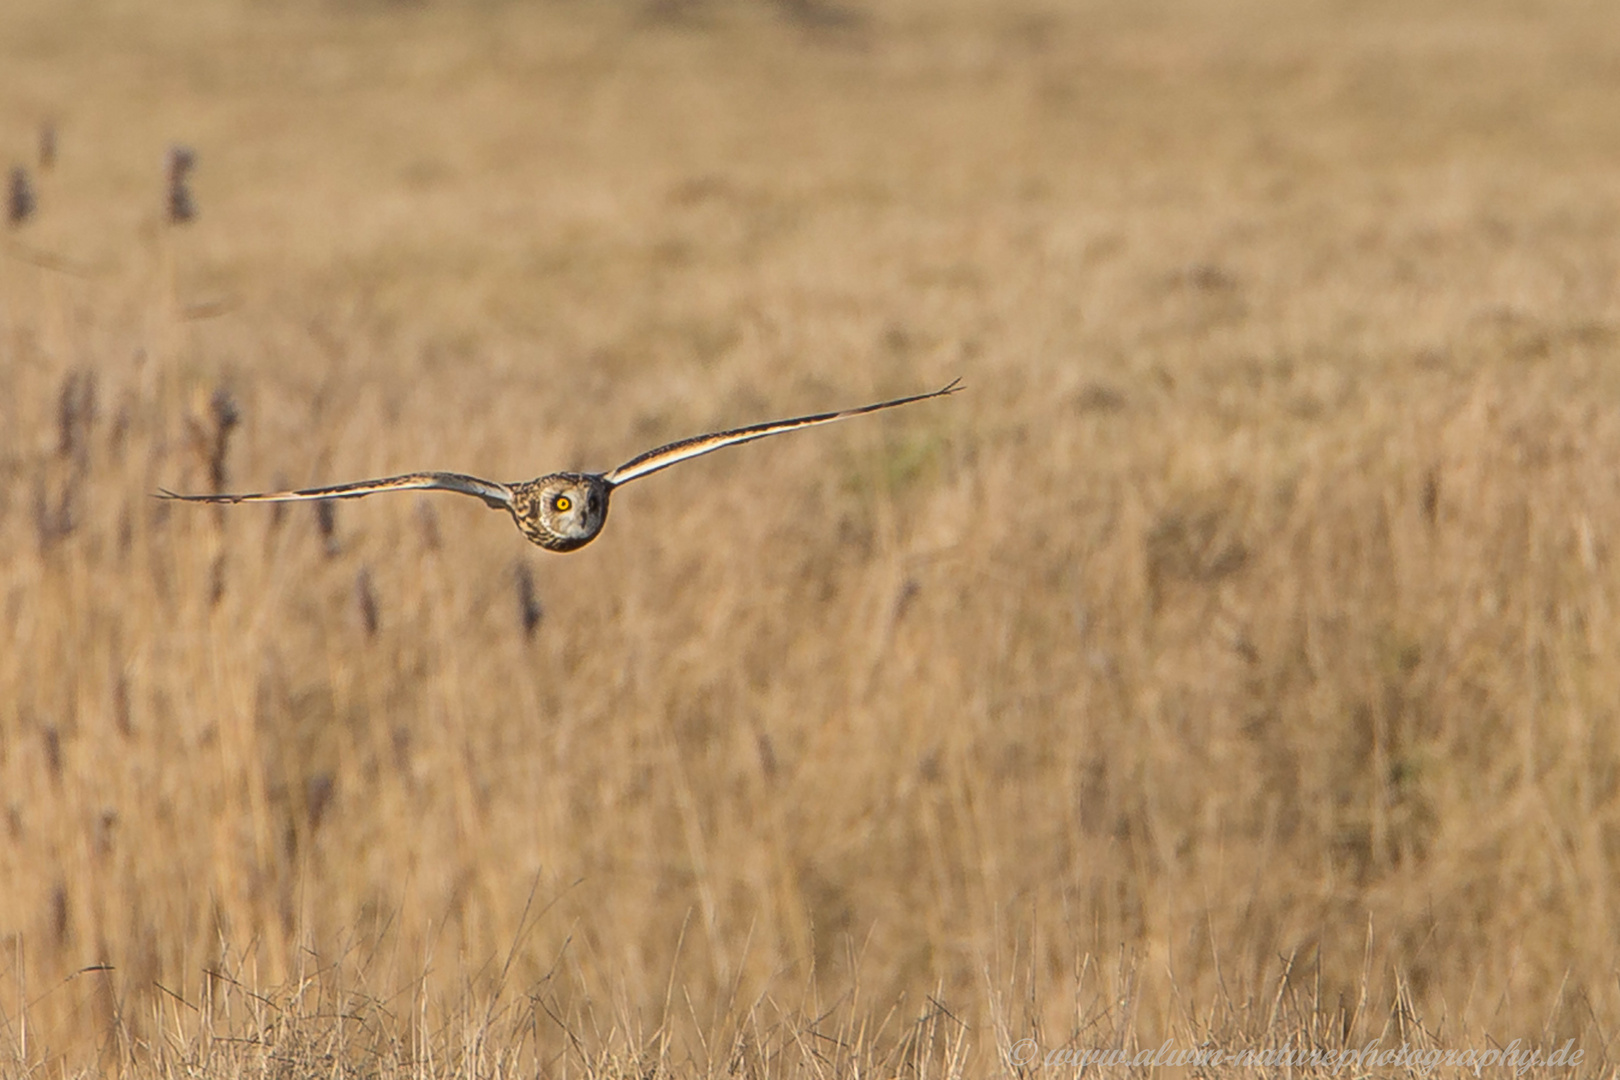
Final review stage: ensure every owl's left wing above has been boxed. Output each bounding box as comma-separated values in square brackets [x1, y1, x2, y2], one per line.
[604, 379, 961, 489]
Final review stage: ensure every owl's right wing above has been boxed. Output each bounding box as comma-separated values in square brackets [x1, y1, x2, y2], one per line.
[158, 471, 515, 511]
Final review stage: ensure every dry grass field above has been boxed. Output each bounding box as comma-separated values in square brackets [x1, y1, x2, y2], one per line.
[4, 0, 1620, 1074]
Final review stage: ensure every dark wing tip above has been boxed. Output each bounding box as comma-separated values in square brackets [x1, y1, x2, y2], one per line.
[155, 488, 233, 503]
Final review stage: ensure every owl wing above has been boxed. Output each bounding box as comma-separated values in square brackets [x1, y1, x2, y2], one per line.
[158, 471, 515, 511]
[603, 378, 961, 489]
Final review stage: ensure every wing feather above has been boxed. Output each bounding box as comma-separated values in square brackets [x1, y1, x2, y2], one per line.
[604, 378, 961, 488]
[157, 471, 514, 510]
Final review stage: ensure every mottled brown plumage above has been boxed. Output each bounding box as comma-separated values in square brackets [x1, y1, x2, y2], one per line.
[160, 380, 961, 551]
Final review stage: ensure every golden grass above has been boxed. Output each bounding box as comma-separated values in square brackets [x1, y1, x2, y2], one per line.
[4, 0, 1620, 1074]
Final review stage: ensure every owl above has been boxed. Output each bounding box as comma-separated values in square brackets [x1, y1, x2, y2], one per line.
[161, 380, 960, 551]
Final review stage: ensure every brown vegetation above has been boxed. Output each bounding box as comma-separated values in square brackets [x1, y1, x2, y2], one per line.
[3, 0, 1620, 1074]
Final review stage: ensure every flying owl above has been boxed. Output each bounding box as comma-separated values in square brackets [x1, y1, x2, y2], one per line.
[160, 380, 961, 551]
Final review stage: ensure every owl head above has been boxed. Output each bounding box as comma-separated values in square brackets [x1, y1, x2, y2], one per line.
[511, 473, 612, 551]
[515, 472, 615, 553]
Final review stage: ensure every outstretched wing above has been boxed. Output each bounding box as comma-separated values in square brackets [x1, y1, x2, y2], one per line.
[157, 471, 514, 511]
[604, 378, 962, 489]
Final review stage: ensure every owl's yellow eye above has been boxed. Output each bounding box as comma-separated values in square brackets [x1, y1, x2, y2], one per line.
[554, 495, 572, 512]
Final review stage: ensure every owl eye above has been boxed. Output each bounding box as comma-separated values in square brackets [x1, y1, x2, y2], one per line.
[554, 495, 572, 512]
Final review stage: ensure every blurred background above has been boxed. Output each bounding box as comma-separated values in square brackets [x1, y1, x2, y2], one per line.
[3, 0, 1620, 1073]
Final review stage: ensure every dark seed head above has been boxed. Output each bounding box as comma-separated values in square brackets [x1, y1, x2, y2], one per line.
[56, 369, 96, 467]
[207, 388, 240, 491]
[306, 773, 335, 829]
[355, 567, 379, 637]
[7, 166, 34, 227]
[315, 501, 340, 557]
[514, 561, 543, 638]
[166, 145, 197, 224]
[43, 725, 63, 783]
